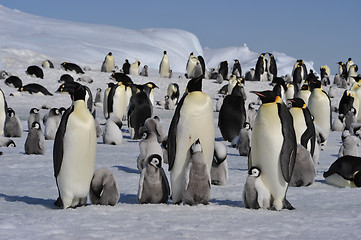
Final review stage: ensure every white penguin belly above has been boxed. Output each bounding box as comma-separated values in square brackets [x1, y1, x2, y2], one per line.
[324, 174, 352, 188]
[160, 58, 170, 78]
[111, 85, 127, 120]
[308, 90, 330, 140]
[0, 94, 5, 136]
[290, 108, 307, 144]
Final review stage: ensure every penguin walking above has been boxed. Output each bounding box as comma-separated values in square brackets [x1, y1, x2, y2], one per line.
[289, 144, 316, 187]
[45, 108, 62, 140]
[89, 168, 120, 206]
[103, 116, 123, 145]
[25, 121, 45, 155]
[167, 75, 214, 204]
[61, 62, 84, 74]
[28, 107, 40, 131]
[249, 90, 296, 210]
[236, 122, 252, 156]
[4, 108, 22, 138]
[211, 141, 228, 186]
[129, 60, 140, 75]
[138, 154, 170, 204]
[101, 52, 115, 72]
[254, 53, 267, 82]
[26, 65, 44, 79]
[53, 85, 97, 208]
[159, 51, 171, 78]
[183, 140, 211, 206]
[0, 89, 7, 136]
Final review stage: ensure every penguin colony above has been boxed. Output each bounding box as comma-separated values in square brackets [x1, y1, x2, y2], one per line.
[1, 50, 361, 211]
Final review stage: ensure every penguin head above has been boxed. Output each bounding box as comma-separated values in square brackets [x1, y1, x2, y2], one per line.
[300, 84, 309, 91]
[186, 76, 203, 93]
[107, 82, 115, 88]
[191, 139, 202, 154]
[248, 166, 261, 177]
[30, 108, 39, 114]
[337, 61, 344, 66]
[352, 76, 361, 83]
[309, 79, 322, 91]
[243, 122, 251, 130]
[58, 107, 66, 115]
[96, 88, 101, 93]
[31, 121, 41, 130]
[251, 90, 279, 104]
[148, 154, 162, 168]
[6, 108, 15, 118]
[248, 102, 256, 110]
[73, 85, 86, 101]
[353, 171, 361, 187]
[163, 50, 167, 55]
[108, 52, 112, 56]
[288, 98, 306, 109]
[146, 82, 159, 90]
[139, 126, 149, 139]
[6, 139, 16, 147]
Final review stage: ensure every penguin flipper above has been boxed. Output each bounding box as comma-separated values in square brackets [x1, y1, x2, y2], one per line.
[300, 108, 315, 156]
[160, 167, 170, 199]
[53, 106, 73, 178]
[107, 84, 117, 116]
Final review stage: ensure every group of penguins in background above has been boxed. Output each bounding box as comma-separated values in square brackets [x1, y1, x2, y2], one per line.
[1, 50, 361, 210]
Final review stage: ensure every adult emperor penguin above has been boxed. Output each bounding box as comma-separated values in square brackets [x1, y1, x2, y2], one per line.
[129, 60, 140, 75]
[167, 73, 215, 204]
[107, 77, 133, 121]
[307, 79, 331, 145]
[53, 85, 97, 208]
[90, 168, 120, 206]
[267, 52, 277, 81]
[159, 51, 171, 78]
[28, 107, 40, 130]
[218, 61, 229, 80]
[338, 61, 347, 78]
[25, 121, 45, 155]
[101, 52, 115, 72]
[346, 57, 354, 72]
[61, 62, 84, 74]
[103, 82, 115, 119]
[5, 76, 22, 88]
[0, 89, 7, 136]
[26, 65, 44, 79]
[167, 83, 180, 106]
[122, 59, 130, 74]
[185, 52, 198, 78]
[4, 108, 22, 138]
[19, 83, 53, 96]
[249, 90, 297, 210]
[296, 84, 311, 105]
[254, 53, 267, 82]
[232, 59, 242, 78]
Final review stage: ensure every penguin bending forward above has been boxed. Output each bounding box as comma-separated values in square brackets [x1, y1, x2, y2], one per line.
[90, 168, 120, 206]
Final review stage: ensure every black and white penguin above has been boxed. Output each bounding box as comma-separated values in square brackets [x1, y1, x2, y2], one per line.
[338, 61, 347, 78]
[167, 83, 180, 106]
[289, 144, 316, 187]
[94, 88, 102, 105]
[143, 82, 159, 106]
[346, 57, 354, 72]
[5, 76, 22, 88]
[61, 62, 84, 74]
[0, 89, 7, 136]
[242, 166, 271, 210]
[159, 51, 171, 78]
[103, 82, 115, 119]
[122, 59, 130, 74]
[267, 52, 277, 81]
[110, 72, 133, 83]
[211, 141, 228, 186]
[107, 78, 133, 120]
[0, 136, 16, 147]
[255, 53, 267, 82]
[0, 70, 9, 80]
[246, 102, 257, 128]
[138, 154, 170, 204]
[183, 140, 211, 205]
[143, 116, 166, 143]
[89, 168, 120, 206]
[103, 116, 123, 145]
[320, 65, 330, 80]
[232, 59, 242, 78]
[24, 121, 45, 155]
[218, 84, 246, 143]
[338, 131, 358, 157]
[249, 90, 297, 210]
[244, 68, 255, 81]
[347, 64, 358, 85]
[236, 122, 252, 156]
[42, 60, 54, 69]
[28, 107, 40, 130]
[129, 60, 140, 75]
[197, 55, 206, 78]
[323, 155, 361, 188]
[101, 52, 115, 72]
[338, 90, 354, 116]
[218, 61, 229, 80]
[53, 85, 97, 208]
[185, 52, 199, 78]
[26, 65, 44, 79]
[45, 108, 62, 140]
[58, 74, 74, 83]
[4, 108, 22, 138]
[140, 65, 148, 77]
[19, 83, 53, 96]
[296, 84, 311, 105]
[167, 75, 214, 204]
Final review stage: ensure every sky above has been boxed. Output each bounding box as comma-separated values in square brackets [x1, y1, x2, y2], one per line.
[1, 0, 360, 75]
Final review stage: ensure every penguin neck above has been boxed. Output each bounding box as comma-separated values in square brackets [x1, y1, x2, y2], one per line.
[73, 99, 87, 110]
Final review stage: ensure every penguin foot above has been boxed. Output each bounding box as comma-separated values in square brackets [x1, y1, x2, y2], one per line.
[54, 197, 63, 208]
[283, 198, 295, 210]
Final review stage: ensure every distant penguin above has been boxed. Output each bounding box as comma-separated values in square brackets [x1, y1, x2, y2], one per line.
[267, 52, 277, 80]
[164, 95, 175, 110]
[0, 136, 16, 147]
[185, 52, 199, 78]
[28, 107, 40, 130]
[347, 64, 358, 85]
[218, 84, 246, 142]
[103, 116, 123, 145]
[246, 102, 257, 128]
[58, 74, 74, 83]
[90, 168, 120, 206]
[19, 83, 53, 96]
[216, 73, 224, 84]
[183, 140, 211, 206]
[76, 75, 93, 83]
[211, 141, 228, 185]
[138, 154, 170, 204]
[244, 68, 255, 81]
[323, 155, 361, 188]
[255, 53, 267, 82]
[167, 75, 215, 203]
[236, 122, 252, 156]
[4, 108, 22, 138]
[26, 65, 44, 79]
[42, 60, 54, 69]
[140, 65, 148, 77]
[61, 62, 84, 74]
[159, 51, 171, 78]
[218, 61, 229, 80]
[53, 85, 97, 208]
[232, 59, 242, 78]
[167, 83, 180, 106]
[289, 144, 316, 187]
[332, 114, 346, 132]
[45, 108, 62, 140]
[227, 75, 238, 95]
[94, 88, 102, 105]
[24, 121, 45, 155]
[345, 107, 357, 130]
[328, 85, 336, 98]
[129, 61, 140, 75]
[122, 59, 130, 74]
[338, 61, 347, 78]
[249, 90, 297, 210]
[101, 52, 115, 72]
[338, 131, 358, 157]
[320, 65, 330, 80]
[110, 72, 133, 83]
[103, 82, 115, 118]
[338, 90, 354, 116]
[346, 58, 354, 72]
[0, 89, 7, 136]
[5, 76, 22, 88]
[107, 78, 133, 121]
[243, 166, 271, 210]
[0, 70, 10, 80]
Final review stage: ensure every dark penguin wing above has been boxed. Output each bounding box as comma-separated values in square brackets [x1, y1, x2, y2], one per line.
[160, 167, 170, 198]
[107, 84, 118, 116]
[323, 156, 361, 180]
[277, 103, 297, 183]
[322, 90, 332, 127]
[300, 108, 316, 156]
[53, 106, 73, 178]
[167, 93, 187, 171]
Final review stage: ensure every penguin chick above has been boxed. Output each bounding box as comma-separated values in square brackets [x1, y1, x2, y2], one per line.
[4, 108, 22, 137]
[332, 114, 346, 132]
[94, 88, 102, 105]
[211, 141, 228, 185]
[183, 140, 211, 206]
[243, 166, 271, 210]
[143, 116, 166, 143]
[90, 168, 120, 206]
[345, 107, 357, 130]
[45, 108, 62, 140]
[28, 107, 40, 131]
[25, 121, 45, 155]
[236, 122, 252, 156]
[164, 95, 175, 110]
[246, 102, 257, 128]
[338, 132, 358, 158]
[138, 154, 170, 204]
[289, 144, 316, 187]
[103, 116, 123, 145]
[0, 136, 16, 147]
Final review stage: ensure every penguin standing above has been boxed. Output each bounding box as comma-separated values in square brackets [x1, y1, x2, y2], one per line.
[347, 64, 358, 85]
[101, 52, 115, 72]
[236, 122, 252, 156]
[129, 61, 140, 75]
[246, 102, 257, 128]
[53, 85, 97, 208]
[254, 53, 267, 82]
[4, 108, 22, 138]
[103, 116, 123, 145]
[338, 131, 359, 157]
[90, 168, 120, 206]
[144, 82, 159, 106]
[332, 114, 346, 132]
[211, 141, 228, 186]
[107, 78, 133, 121]
[244, 68, 255, 81]
[26, 65, 44, 79]
[289, 144, 316, 187]
[122, 59, 130, 74]
[338, 61, 347, 78]
[94, 88, 102, 105]
[346, 58, 354, 72]
[138, 154, 170, 204]
[0, 89, 7, 136]
[183, 140, 211, 206]
[24, 121, 45, 155]
[45, 108, 62, 140]
[159, 51, 171, 78]
[140, 65, 148, 77]
[267, 52, 277, 81]
[249, 90, 296, 210]
[296, 84, 311, 105]
[218, 61, 229, 80]
[185, 52, 199, 78]
[232, 59, 242, 78]
[28, 107, 40, 130]
[167, 74, 215, 204]
[167, 83, 180, 106]
[103, 82, 115, 119]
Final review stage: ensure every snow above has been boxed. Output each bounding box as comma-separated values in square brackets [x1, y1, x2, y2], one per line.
[0, 4, 360, 240]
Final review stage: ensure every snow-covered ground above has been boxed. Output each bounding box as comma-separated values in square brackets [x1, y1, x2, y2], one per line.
[0, 5, 360, 240]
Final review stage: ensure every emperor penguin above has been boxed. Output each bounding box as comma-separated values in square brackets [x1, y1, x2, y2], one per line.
[289, 144, 316, 187]
[227, 74, 238, 95]
[45, 108, 62, 140]
[332, 114, 346, 132]
[346, 58, 354, 72]
[338, 90, 354, 116]
[0, 136, 16, 147]
[4, 108, 22, 138]
[53, 85, 97, 208]
[183, 140, 211, 206]
[138, 154, 170, 204]
[249, 90, 297, 210]
[167, 83, 180, 106]
[129, 60, 140, 75]
[103, 82, 115, 119]
[244, 68, 255, 81]
[323, 155, 361, 188]
[296, 84, 311, 105]
[285, 83, 295, 100]
[28, 107, 40, 131]
[211, 141, 228, 186]
[218, 84, 246, 143]
[236, 122, 252, 157]
[122, 59, 130, 74]
[242, 166, 271, 210]
[42, 59, 54, 69]
[338, 61, 347, 78]
[103, 116, 123, 145]
[61, 62, 84, 74]
[58, 74, 74, 84]
[107, 78, 133, 121]
[254, 53, 267, 82]
[232, 59, 242, 78]
[328, 85, 336, 98]
[246, 102, 257, 128]
[159, 51, 171, 78]
[24, 121, 45, 155]
[307, 79, 331, 145]
[144, 82, 159, 106]
[320, 65, 331, 80]
[140, 65, 148, 77]
[89, 168, 120, 206]
[347, 64, 358, 85]
[5, 76, 22, 88]
[0, 89, 8, 136]
[101, 52, 115, 72]
[350, 77, 361, 122]
[164, 95, 175, 110]
[167, 74, 215, 204]
[144, 116, 167, 143]
[338, 131, 358, 158]
[218, 61, 229, 80]
[267, 52, 277, 81]
[19, 83, 53, 96]
[185, 52, 199, 78]
[94, 88, 102, 105]
[26, 65, 44, 79]
[215, 94, 224, 112]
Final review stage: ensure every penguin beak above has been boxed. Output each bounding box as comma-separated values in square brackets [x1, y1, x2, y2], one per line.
[250, 91, 265, 98]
